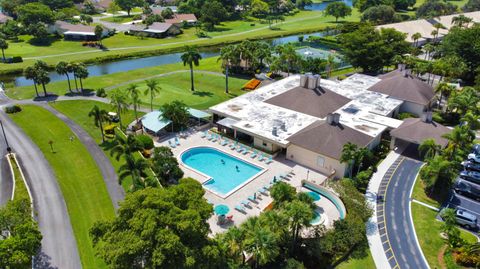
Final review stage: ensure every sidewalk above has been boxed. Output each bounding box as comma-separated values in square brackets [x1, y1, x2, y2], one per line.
[365, 145, 406, 269]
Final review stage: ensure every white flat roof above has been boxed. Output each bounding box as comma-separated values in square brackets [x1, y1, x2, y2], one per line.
[210, 75, 403, 145]
[64, 31, 95, 36]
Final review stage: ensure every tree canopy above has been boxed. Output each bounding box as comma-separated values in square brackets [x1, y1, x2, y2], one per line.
[324, 2, 352, 22]
[16, 2, 55, 26]
[416, 0, 457, 18]
[90, 178, 220, 268]
[361, 5, 400, 24]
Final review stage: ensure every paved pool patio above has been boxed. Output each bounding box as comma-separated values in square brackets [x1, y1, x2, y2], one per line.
[155, 130, 342, 235]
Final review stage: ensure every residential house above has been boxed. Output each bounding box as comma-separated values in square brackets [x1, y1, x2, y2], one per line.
[129, 22, 181, 38]
[49, 21, 109, 41]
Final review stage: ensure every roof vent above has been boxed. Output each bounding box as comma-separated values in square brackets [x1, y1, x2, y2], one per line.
[300, 75, 308, 88]
[280, 122, 287, 131]
[272, 126, 278, 136]
[398, 63, 406, 71]
[307, 74, 317, 89]
[421, 111, 433, 123]
[326, 113, 341, 126]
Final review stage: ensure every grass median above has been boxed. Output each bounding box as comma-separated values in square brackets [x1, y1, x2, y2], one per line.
[412, 203, 478, 269]
[8, 105, 114, 269]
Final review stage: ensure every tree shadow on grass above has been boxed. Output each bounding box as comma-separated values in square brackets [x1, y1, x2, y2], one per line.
[192, 91, 213, 97]
[33, 93, 59, 102]
[28, 35, 62, 47]
[64, 89, 95, 97]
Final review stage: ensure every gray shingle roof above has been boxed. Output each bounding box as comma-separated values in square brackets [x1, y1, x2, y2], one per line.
[390, 118, 451, 147]
[368, 70, 435, 105]
[287, 121, 374, 159]
[265, 86, 351, 118]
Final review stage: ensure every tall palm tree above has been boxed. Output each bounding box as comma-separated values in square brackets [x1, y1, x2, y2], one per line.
[24, 66, 40, 97]
[220, 226, 246, 265]
[461, 112, 480, 131]
[88, 105, 108, 142]
[451, 15, 472, 28]
[110, 133, 141, 161]
[435, 82, 454, 109]
[118, 154, 152, 191]
[218, 45, 237, 94]
[284, 200, 312, 253]
[419, 139, 440, 160]
[144, 79, 161, 112]
[340, 142, 358, 178]
[126, 84, 141, 123]
[55, 61, 73, 93]
[181, 46, 202, 91]
[34, 61, 50, 96]
[326, 54, 336, 78]
[243, 220, 279, 268]
[0, 38, 8, 63]
[411, 32, 422, 47]
[110, 89, 129, 129]
[73, 63, 89, 92]
[442, 126, 470, 160]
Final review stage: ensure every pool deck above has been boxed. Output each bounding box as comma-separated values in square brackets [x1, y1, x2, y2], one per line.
[155, 130, 341, 235]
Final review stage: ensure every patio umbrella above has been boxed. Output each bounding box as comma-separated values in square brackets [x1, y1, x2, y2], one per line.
[214, 204, 230, 215]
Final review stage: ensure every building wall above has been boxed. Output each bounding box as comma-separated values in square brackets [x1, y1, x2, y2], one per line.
[253, 137, 281, 153]
[400, 101, 426, 117]
[286, 145, 347, 178]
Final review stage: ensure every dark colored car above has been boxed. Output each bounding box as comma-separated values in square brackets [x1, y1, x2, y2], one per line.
[459, 170, 480, 185]
[472, 144, 480, 155]
[454, 179, 480, 201]
[462, 160, 480, 173]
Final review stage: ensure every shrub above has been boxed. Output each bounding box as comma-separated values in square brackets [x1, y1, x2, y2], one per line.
[96, 88, 107, 97]
[337, 75, 347, 80]
[136, 134, 154, 150]
[354, 168, 374, 193]
[398, 112, 417, 120]
[132, 14, 142, 20]
[11, 56, 23, 63]
[4, 105, 21, 114]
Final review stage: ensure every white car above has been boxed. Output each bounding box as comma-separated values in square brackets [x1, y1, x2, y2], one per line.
[467, 153, 480, 163]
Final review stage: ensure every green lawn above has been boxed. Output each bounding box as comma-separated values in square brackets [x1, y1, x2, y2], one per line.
[50, 100, 143, 191]
[8, 105, 114, 269]
[336, 250, 376, 269]
[10, 155, 29, 202]
[101, 15, 136, 23]
[116, 72, 248, 109]
[411, 175, 443, 208]
[6, 56, 234, 100]
[0, 9, 361, 73]
[412, 203, 478, 269]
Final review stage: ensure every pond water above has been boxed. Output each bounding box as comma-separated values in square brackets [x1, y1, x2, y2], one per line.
[305, 0, 354, 10]
[5, 31, 341, 87]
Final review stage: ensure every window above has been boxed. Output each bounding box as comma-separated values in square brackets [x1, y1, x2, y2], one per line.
[262, 142, 267, 147]
[317, 156, 325, 167]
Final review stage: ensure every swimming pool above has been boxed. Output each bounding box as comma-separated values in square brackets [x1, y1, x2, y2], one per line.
[311, 211, 322, 225]
[180, 147, 265, 197]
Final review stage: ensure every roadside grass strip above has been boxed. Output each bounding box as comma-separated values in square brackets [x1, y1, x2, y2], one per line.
[9, 105, 114, 269]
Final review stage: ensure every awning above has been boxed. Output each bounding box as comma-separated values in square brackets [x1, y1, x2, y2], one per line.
[64, 31, 96, 36]
[216, 117, 238, 128]
[188, 108, 211, 119]
[141, 111, 171, 133]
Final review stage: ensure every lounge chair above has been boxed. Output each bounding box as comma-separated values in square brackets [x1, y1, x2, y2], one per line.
[168, 140, 176, 148]
[265, 156, 273, 164]
[242, 147, 249, 155]
[258, 154, 265, 162]
[175, 137, 180, 146]
[207, 134, 214, 141]
[237, 146, 244, 153]
[201, 131, 207, 138]
[241, 200, 250, 207]
[221, 139, 228, 146]
[235, 205, 246, 213]
[211, 134, 217, 142]
[248, 195, 256, 202]
[230, 142, 237, 150]
[259, 187, 268, 195]
[251, 150, 257, 158]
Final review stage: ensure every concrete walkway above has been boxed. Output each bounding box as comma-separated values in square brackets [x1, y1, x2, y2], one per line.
[365, 146, 406, 269]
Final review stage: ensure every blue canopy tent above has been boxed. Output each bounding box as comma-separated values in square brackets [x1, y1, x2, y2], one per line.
[188, 108, 211, 126]
[141, 111, 172, 133]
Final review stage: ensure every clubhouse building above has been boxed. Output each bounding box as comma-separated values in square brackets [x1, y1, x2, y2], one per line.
[209, 68, 447, 177]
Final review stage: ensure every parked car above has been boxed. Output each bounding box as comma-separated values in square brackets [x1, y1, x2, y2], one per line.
[462, 160, 480, 172]
[467, 153, 480, 163]
[454, 179, 480, 201]
[441, 208, 478, 230]
[472, 144, 480, 155]
[459, 170, 480, 185]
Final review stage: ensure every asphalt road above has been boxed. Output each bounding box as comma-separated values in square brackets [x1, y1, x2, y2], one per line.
[0, 156, 12, 206]
[42, 105, 125, 209]
[383, 157, 428, 269]
[0, 112, 82, 269]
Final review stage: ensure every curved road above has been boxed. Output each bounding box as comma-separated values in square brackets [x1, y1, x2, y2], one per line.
[0, 111, 82, 269]
[378, 156, 428, 269]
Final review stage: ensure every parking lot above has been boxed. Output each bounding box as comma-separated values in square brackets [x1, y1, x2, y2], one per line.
[444, 191, 480, 230]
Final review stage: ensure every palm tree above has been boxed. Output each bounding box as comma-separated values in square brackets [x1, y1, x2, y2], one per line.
[284, 200, 312, 253]
[144, 79, 161, 112]
[340, 142, 358, 178]
[88, 105, 108, 142]
[110, 89, 129, 129]
[243, 217, 279, 268]
[442, 126, 471, 160]
[451, 14, 472, 28]
[73, 63, 89, 92]
[126, 84, 141, 123]
[431, 29, 439, 44]
[326, 54, 337, 78]
[24, 66, 40, 97]
[423, 43, 434, 61]
[220, 226, 246, 265]
[118, 154, 153, 191]
[0, 38, 8, 63]
[34, 61, 50, 96]
[419, 139, 440, 160]
[461, 112, 480, 130]
[181, 46, 202, 91]
[218, 45, 237, 94]
[411, 32, 422, 47]
[55, 61, 73, 93]
[435, 82, 454, 109]
[355, 147, 371, 175]
[110, 133, 141, 161]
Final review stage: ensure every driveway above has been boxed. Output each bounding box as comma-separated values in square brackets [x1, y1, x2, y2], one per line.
[377, 156, 428, 269]
[0, 112, 82, 269]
